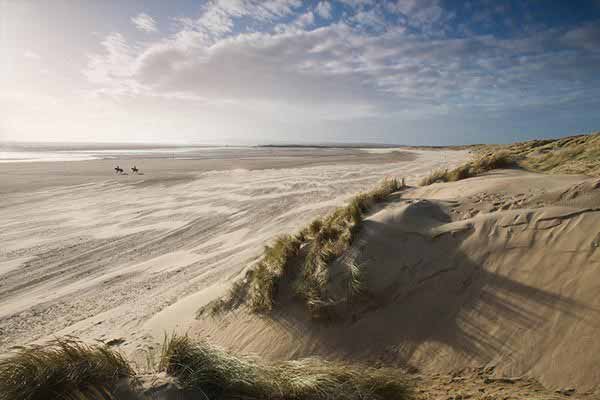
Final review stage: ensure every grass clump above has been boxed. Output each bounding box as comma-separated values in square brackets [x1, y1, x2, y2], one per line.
[420, 151, 515, 186]
[204, 279, 250, 317]
[159, 334, 411, 400]
[419, 168, 451, 186]
[248, 234, 304, 312]
[478, 131, 600, 176]
[207, 178, 403, 319]
[0, 339, 133, 400]
[420, 131, 600, 186]
[254, 177, 401, 317]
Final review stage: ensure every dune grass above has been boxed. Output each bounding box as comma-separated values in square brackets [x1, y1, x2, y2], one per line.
[420, 150, 515, 186]
[421, 132, 600, 186]
[0, 335, 413, 400]
[248, 234, 305, 312]
[205, 177, 402, 319]
[0, 339, 133, 400]
[159, 334, 411, 400]
[516, 133, 600, 175]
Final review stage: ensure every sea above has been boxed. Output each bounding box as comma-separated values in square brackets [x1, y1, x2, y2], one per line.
[0, 143, 257, 163]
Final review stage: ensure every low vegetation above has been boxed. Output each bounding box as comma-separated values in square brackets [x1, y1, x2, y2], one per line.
[0, 339, 133, 400]
[420, 150, 515, 185]
[421, 131, 600, 186]
[159, 334, 411, 400]
[204, 177, 403, 319]
[0, 335, 412, 400]
[508, 132, 600, 175]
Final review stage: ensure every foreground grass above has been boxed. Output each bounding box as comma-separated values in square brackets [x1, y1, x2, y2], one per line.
[0, 339, 133, 400]
[207, 177, 403, 319]
[0, 336, 412, 400]
[160, 334, 411, 400]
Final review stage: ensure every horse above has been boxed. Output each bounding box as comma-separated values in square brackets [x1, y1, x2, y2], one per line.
[114, 166, 124, 174]
[131, 166, 139, 174]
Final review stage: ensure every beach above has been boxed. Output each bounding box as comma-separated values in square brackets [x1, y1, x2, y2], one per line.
[0, 147, 467, 353]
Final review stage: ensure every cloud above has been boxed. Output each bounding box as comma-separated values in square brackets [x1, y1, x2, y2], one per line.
[131, 13, 158, 33]
[23, 50, 41, 60]
[85, 2, 600, 126]
[350, 8, 387, 31]
[295, 11, 315, 28]
[562, 21, 600, 50]
[315, 1, 332, 19]
[386, 0, 446, 30]
[85, 32, 139, 93]
[338, 0, 375, 9]
[181, 0, 302, 44]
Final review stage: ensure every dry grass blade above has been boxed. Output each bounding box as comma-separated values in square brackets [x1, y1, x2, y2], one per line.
[159, 334, 412, 400]
[347, 262, 366, 301]
[0, 338, 133, 400]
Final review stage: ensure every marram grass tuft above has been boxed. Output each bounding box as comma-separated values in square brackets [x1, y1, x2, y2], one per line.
[0, 338, 133, 400]
[159, 334, 411, 400]
[206, 177, 403, 319]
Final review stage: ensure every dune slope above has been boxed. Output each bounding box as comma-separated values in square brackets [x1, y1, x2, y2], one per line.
[192, 170, 600, 395]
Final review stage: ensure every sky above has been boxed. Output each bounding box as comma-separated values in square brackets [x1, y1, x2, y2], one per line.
[1, 0, 600, 145]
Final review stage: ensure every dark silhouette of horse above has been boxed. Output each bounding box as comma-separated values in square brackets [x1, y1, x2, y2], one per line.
[131, 165, 139, 174]
[114, 166, 124, 174]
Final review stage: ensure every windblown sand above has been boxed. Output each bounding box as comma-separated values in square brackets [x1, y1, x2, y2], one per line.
[0, 148, 466, 355]
[189, 169, 600, 397]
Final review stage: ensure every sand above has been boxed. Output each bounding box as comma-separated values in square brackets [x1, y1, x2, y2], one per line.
[187, 169, 600, 397]
[5, 146, 599, 399]
[0, 148, 466, 357]
[0, 147, 419, 194]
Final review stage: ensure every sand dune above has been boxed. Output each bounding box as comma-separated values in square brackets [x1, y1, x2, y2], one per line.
[189, 169, 600, 396]
[0, 149, 466, 356]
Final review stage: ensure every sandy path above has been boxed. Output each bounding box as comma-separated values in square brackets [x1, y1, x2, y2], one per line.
[0, 149, 467, 352]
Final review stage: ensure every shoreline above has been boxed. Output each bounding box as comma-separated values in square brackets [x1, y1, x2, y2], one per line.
[0, 148, 423, 195]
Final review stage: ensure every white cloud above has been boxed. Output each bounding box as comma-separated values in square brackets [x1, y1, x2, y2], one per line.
[23, 50, 41, 60]
[183, 0, 302, 44]
[315, 1, 332, 19]
[131, 13, 158, 33]
[338, 0, 375, 9]
[387, 0, 418, 15]
[23, 50, 42, 61]
[350, 8, 387, 31]
[295, 11, 315, 28]
[85, 32, 140, 93]
[386, 0, 445, 29]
